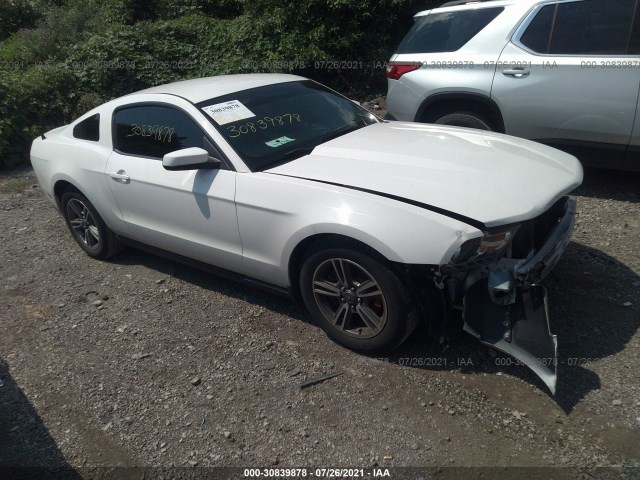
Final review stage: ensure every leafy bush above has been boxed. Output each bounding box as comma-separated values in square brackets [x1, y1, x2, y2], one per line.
[0, 1, 42, 40]
[103, 0, 242, 23]
[0, 64, 78, 168]
[5, 0, 108, 65]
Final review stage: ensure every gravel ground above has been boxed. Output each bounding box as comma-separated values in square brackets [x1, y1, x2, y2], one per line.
[0, 162, 639, 479]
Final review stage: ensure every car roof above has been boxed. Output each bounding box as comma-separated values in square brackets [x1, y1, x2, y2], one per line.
[417, 0, 542, 16]
[135, 73, 306, 104]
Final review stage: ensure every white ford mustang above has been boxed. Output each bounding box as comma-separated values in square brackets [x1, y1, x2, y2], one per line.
[31, 74, 583, 393]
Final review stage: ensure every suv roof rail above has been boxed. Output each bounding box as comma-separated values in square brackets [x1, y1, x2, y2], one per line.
[439, 0, 497, 7]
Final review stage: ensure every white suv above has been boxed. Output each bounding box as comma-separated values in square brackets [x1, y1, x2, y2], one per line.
[386, 0, 640, 171]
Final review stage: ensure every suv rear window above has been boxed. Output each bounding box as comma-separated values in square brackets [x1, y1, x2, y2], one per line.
[397, 7, 504, 54]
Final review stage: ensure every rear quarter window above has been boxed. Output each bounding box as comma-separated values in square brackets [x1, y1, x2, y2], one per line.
[397, 7, 504, 54]
[73, 114, 100, 141]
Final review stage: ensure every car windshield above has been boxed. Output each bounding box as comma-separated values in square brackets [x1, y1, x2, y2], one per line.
[197, 80, 379, 171]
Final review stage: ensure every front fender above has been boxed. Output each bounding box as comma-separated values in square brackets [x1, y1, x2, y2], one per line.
[236, 172, 482, 286]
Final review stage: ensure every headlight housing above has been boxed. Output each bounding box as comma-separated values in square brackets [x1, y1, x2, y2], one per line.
[449, 224, 520, 266]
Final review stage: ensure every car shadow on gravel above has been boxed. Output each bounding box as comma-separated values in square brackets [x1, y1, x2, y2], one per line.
[361, 241, 640, 413]
[0, 360, 80, 479]
[110, 239, 638, 413]
[111, 250, 312, 322]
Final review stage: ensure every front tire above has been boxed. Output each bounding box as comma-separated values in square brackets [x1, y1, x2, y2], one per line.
[300, 247, 419, 352]
[61, 191, 122, 259]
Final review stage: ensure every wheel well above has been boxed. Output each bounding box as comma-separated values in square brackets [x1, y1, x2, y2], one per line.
[288, 233, 442, 332]
[416, 95, 505, 133]
[53, 180, 81, 207]
[287, 234, 388, 303]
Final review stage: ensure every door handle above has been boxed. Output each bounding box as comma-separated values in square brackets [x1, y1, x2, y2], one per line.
[502, 67, 530, 77]
[109, 170, 130, 184]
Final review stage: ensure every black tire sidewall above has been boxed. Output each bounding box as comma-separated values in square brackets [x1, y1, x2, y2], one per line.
[61, 191, 110, 259]
[300, 247, 413, 352]
[435, 112, 493, 131]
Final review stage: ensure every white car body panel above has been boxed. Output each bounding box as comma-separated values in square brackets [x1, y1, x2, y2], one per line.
[137, 73, 305, 104]
[105, 151, 242, 273]
[267, 122, 583, 227]
[235, 171, 480, 286]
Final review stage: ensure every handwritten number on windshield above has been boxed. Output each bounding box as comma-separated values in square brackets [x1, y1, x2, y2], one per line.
[227, 114, 301, 138]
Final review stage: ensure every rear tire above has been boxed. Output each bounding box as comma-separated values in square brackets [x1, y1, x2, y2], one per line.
[300, 247, 419, 352]
[434, 111, 493, 131]
[61, 191, 123, 260]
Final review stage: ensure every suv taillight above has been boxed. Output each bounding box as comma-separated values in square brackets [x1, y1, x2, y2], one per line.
[386, 62, 422, 80]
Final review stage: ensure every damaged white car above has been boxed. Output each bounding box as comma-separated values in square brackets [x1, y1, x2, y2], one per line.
[30, 74, 582, 393]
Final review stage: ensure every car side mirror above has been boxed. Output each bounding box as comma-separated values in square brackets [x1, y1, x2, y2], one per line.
[162, 147, 221, 171]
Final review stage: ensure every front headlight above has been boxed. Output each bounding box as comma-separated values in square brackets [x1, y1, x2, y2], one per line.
[449, 224, 520, 265]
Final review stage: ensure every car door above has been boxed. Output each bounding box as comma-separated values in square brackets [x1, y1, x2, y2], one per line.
[629, 84, 640, 167]
[491, 0, 640, 149]
[105, 102, 243, 273]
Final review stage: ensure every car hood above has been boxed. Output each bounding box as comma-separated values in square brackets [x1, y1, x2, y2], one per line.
[266, 122, 583, 228]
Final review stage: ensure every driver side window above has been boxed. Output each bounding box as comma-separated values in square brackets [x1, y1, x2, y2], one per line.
[114, 105, 207, 159]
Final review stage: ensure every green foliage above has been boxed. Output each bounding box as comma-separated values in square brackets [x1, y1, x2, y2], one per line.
[0, 0, 436, 169]
[0, 0, 42, 40]
[5, 0, 108, 64]
[0, 64, 78, 168]
[103, 0, 242, 23]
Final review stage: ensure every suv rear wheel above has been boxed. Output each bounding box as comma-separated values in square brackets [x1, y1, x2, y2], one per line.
[434, 111, 493, 131]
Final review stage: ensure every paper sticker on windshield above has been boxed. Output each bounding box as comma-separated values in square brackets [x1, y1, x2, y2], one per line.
[265, 136, 295, 148]
[202, 100, 256, 126]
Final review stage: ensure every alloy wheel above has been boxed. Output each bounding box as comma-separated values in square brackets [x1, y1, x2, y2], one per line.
[66, 198, 100, 250]
[311, 258, 388, 339]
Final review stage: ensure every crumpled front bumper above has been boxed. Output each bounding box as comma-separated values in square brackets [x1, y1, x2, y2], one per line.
[462, 198, 577, 394]
[515, 197, 577, 285]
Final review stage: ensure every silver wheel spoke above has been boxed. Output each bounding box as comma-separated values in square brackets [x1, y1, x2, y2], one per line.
[313, 280, 341, 297]
[331, 259, 352, 287]
[88, 225, 100, 242]
[356, 280, 382, 298]
[356, 304, 382, 331]
[67, 199, 100, 249]
[332, 303, 350, 329]
[68, 200, 83, 218]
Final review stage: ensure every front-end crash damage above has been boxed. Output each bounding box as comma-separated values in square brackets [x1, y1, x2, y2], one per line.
[439, 197, 577, 394]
